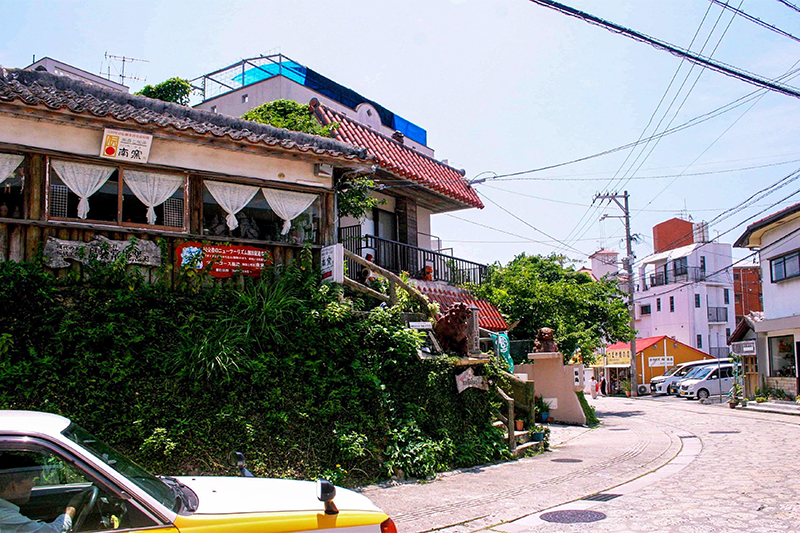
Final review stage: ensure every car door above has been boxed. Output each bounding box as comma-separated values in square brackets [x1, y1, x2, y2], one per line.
[706, 369, 720, 395]
[0, 437, 179, 533]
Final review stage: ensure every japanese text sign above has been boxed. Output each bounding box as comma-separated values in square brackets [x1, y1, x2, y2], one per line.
[100, 128, 153, 163]
[175, 242, 271, 278]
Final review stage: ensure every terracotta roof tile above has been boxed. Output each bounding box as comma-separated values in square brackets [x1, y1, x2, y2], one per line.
[0, 67, 371, 163]
[413, 280, 507, 331]
[311, 99, 483, 209]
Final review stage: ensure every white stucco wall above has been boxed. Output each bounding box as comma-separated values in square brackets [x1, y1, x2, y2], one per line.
[759, 216, 800, 319]
[0, 114, 330, 189]
[417, 206, 433, 251]
[635, 242, 735, 352]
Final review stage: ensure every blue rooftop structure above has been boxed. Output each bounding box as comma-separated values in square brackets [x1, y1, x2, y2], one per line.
[192, 54, 427, 147]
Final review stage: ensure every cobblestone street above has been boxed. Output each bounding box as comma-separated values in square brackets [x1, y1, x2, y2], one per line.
[361, 396, 800, 533]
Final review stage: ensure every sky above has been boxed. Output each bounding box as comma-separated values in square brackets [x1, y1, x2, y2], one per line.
[2, 0, 799, 269]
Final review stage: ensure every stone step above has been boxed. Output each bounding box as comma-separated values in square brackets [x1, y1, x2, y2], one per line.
[514, 440, 542, 456]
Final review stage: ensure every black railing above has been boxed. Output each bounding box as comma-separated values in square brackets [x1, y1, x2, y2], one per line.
[646, 266, 706, 289]
[338, 227, 487, 285]
[707, 307, 728, 323]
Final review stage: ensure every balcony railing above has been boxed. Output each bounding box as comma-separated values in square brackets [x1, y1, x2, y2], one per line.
[707, 306, 728, 323]
[709, 347, 730, 358]
[645, 266, 706, 290]
[339, 226, 487, 285]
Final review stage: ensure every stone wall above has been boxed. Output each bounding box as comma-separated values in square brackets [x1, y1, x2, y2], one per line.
[765, 377, 798, 397]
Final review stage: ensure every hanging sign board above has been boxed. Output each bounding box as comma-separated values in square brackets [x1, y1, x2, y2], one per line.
[175, 242, 271, 278]
[100, 128, 153, 163]
[321, 243, 344, 283]
[648, 356, 674, 368]
[455, 367, 488, 393]
[409, 321, 433, 330]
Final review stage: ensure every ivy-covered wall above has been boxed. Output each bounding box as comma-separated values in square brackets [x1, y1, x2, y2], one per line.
[0, 250, 509, 485]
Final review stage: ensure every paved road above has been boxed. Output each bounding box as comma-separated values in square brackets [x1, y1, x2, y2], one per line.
[360, 395, 800, 533]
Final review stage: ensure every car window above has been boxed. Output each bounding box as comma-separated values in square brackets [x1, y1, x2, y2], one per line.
[0, 444, 158, 532]
[62, 424, 179, 512]
[693, 367, 713, 379]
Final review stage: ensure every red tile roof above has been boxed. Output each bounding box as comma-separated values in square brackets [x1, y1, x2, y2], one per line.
[413, 280, 508, 331]
[606, 335, 710, 359]
[310, 99, 483, 209]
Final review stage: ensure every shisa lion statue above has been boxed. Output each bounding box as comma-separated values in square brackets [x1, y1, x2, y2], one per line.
[434, 302, 471, 357]
[533, 327, 559, 353]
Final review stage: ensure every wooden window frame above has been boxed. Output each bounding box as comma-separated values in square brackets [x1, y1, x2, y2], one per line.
[45, 155, 189, 232]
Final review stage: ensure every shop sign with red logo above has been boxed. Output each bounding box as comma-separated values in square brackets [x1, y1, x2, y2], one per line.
[175, 242, 272, 278]
[100, 128, 153, 163]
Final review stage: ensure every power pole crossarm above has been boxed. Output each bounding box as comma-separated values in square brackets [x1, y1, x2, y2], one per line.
[594, 191, 638, 397]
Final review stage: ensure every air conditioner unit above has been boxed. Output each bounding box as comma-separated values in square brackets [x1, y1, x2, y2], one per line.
[314, 163, 333, 178]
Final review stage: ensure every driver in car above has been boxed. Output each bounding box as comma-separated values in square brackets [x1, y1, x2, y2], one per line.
[0, 454, 84, 533]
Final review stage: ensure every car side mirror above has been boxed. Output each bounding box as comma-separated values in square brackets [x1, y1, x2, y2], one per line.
[316, 479, 339, 515]
[227, 451, 254, 477]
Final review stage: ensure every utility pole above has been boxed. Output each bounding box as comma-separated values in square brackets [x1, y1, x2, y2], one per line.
[595, 191, 638, 397]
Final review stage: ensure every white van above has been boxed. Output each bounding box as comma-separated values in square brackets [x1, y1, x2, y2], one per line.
[650, 359, 729, 395]
[679, 364, 735, 400]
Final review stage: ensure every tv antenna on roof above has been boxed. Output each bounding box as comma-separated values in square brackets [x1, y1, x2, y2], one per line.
[101, 52, 149, 86]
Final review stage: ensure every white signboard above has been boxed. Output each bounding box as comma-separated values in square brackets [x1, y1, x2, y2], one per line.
[731, 340, 756, 355]
[455, 367, 488, 393]
[648, 356, 675, 368]
[321, 243, 344, 284]
[100, 128, 153, 163]
[409, 321, 433, 330]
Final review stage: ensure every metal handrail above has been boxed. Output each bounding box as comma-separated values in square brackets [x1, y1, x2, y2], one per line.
[338, 228, 487, 285]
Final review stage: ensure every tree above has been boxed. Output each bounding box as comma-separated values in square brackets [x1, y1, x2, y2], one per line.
[241, 99, 337, 137]
[136, 78, 193, 106]
[471, 253, 633, 363]
[242, 100, 378, 219]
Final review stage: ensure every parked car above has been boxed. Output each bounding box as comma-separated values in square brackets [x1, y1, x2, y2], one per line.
[679, 364, 735, 400]
[657, 359, 731, 395]
[0, 411, 396, 533]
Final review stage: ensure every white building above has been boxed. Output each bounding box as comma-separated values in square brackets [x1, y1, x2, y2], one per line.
[635, 218, 735, 357]
[735, 202, 800, 396]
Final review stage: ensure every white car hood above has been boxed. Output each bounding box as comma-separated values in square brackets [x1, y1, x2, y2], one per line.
[681, 379, 701, 387]
[175, 476, 382, 515]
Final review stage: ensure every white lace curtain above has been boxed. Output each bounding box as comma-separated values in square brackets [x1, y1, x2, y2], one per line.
[204, 181, 258, 230]
[51, 160, 115, 219]
[261, 188, 318, 235]
[0, 153, 24, 185]
[124, 170, 184, 225]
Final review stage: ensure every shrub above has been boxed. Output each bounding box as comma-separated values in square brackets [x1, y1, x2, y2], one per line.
[0, 258, 507, 485]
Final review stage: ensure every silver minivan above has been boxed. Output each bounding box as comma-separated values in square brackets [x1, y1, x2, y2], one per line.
[651, 359, 730, 395]
[679, 364, 735, 400]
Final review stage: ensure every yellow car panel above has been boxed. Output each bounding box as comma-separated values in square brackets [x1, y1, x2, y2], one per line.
[173, 510, 387, 533]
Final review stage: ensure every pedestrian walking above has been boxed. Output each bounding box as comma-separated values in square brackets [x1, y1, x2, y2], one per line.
[590, 376, 598, 399]
[600, 376, 607, 396]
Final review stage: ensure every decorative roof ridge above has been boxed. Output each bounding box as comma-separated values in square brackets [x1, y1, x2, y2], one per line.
[310, 98, 468, 177]
[0, 67, 370, 160]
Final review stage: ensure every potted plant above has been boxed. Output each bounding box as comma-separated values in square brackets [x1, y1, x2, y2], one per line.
[621, 379, 632, 397]
[535, 396, 551, 422]
[531, 425, 547, 442]
[515, 419, 524, 432]
[728, 383, 742, 408]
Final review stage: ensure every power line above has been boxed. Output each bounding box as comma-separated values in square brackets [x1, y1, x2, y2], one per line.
[496, 157, 800, 182]
[528, 0, 800, 99]
[476, 190, 589, 257]
[777, 0, 800, 15]
[711, 0, 800, 43]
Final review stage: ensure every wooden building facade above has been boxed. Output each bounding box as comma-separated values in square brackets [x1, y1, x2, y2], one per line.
[0, 67, 372, 283]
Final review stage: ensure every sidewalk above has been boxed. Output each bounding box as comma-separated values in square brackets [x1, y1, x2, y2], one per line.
[737, 399, 800, 416]
[359, 398, 680, 533]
